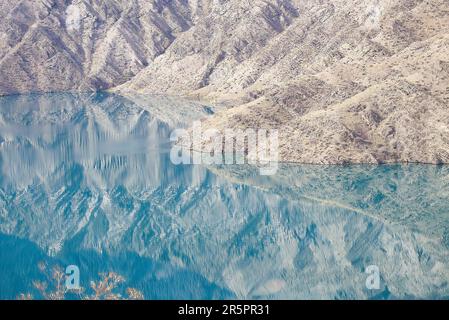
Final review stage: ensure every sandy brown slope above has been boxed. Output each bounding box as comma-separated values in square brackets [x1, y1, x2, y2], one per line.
[1, 1, 448, 164]
[119, 0, 449, 164]
[0, 0, 197, 95]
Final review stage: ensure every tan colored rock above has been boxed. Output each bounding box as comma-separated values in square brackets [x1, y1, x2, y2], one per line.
[1, 0, 448, 164]
[0, 0, 195, 94]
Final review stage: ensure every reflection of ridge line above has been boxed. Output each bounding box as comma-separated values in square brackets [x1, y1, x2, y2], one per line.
[292, 193, 388, 224]
[205, 166, 437, 238]
[261, 182, 391, 225]
[272, 189, 440, 239]
[206, 166, 388, 222]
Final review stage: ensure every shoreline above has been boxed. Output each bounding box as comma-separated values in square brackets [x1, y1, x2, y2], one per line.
[1, 90, 448, 167]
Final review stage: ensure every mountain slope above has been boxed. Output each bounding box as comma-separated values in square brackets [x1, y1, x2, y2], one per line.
[0, 0, 196, 94]
[0, 0, 448, 164]
[189, 0, 449, 164]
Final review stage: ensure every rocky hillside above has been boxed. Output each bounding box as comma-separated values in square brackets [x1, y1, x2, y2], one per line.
[1, 0, 448, 164]
[183, 0, 449, 164]
[0, 0, 198, 94]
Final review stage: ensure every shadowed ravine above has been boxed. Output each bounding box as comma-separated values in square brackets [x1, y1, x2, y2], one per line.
[1, 93, 449, 300]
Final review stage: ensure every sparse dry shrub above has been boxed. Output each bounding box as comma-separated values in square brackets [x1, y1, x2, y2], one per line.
[17, 293, 33, 300]
[126, 288, 144, 300]
[18, 262, 144, 301]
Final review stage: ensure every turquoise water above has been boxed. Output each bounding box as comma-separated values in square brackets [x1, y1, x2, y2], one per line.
[1, 93, 449, 300]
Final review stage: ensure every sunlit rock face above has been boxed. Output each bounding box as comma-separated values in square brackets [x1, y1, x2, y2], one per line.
[0, 0, 301, 95]
[1, 93, 449, 300]
[0, 0, 196, 94]
[1, 1, 449, 164]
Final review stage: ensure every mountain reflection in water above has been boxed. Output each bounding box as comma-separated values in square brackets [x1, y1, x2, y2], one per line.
[0, 93, 449, 300]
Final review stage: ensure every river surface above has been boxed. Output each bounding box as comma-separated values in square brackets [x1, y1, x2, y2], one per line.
[0, 93, 449, 300]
